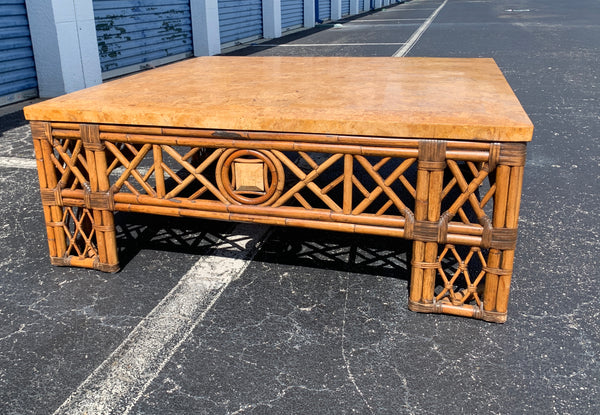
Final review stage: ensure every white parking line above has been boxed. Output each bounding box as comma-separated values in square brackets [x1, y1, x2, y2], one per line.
[393, 0, 448, 57]
[0, 156, 37, 170]
[385, 8, 438, 10]
[255, 42, 407, 47]
[53, 224, 271, 415]
[344, 18, 427, 22]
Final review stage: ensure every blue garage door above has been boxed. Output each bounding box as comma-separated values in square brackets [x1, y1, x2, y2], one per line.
[317, 0, 331, 21]
[341, 0, 350, 16]
[358, 0, 366, 12]
[281, 0, 303, 32]
[219, 0, 263, 47]
[93, 0, 193, 78]
[0, 0, 37, 106]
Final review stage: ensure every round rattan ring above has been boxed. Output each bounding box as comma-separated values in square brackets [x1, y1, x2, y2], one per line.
[216, 149, 284, 206]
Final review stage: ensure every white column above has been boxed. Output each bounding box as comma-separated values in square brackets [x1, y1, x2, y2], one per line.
[331, 0, 342, 20]
[263, 0, 282, 39]
[25, 0, 102, 98]
[350, 0, 359, 15]
[304, 0, 316, 28]
[191, 0, 221, 56]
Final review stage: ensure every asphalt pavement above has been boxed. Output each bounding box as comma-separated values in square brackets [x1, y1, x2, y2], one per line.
[0, 0, 599, 414]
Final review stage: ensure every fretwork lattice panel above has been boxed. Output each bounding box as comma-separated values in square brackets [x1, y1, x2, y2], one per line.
[60, 206, 98, 260]
[435, 244, 488, 308]
[47, 134, 92, 192]
[440, 160, 496, 228]
[103, 144, 420, 220]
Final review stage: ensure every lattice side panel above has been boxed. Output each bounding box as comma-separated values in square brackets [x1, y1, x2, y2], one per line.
[440, 160, 495, 228]
[105, 142, 158, 197]
[48, 132, 92, 192]
[158, 146, 225, 201]
[59, 206, 99, 260]
[271, 151, 417, 218]
[435, 244, 488, 308]
[105, 143, 228, 202]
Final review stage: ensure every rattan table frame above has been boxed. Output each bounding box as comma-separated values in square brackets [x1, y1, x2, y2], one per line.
[30, 121, 526, 323]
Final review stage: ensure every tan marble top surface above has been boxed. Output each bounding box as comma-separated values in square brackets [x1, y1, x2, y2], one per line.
[24, 56, 533, 142]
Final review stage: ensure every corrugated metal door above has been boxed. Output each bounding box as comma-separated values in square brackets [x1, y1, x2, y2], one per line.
[219, 0, 263, 47]
[281, 0, 303, 32]
[0, 0, 37, 106]
[341, 0, 350, 16]
[358, 0, 366, 12]
[317, 0, 331, 21]
[93, 0, 193, 78]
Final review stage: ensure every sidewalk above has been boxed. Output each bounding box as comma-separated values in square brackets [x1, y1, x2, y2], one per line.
[1, 0, 598, 413]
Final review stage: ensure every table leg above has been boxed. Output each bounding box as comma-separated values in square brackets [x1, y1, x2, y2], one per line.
[409, 140, 446, 311]
[408, 141, 526, 322]
[31, 122, 119, 272]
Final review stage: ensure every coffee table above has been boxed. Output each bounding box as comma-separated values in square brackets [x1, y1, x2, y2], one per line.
[24, 57, 533, 322]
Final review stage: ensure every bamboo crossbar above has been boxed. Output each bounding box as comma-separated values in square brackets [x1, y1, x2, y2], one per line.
[51, 122, 494, 150]
[51, 127, 493, 161]
[57, 186, 488, 245]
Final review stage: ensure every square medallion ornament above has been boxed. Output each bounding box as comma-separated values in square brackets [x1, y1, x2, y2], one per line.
[233, 159, 266, 193]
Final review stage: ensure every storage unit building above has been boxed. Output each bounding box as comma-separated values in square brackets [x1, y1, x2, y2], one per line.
[0, 0, 38, 106]
[317, 0, 331, 22]
[93, 0, 193, 79]
[219, 0, 263, 47]
[341, 0, 350, 16]
[281, 0, 304, 32]
[2, 0, 382, 106]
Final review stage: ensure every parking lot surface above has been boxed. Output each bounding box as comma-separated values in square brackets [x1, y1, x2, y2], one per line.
[1, 0, 598, 413]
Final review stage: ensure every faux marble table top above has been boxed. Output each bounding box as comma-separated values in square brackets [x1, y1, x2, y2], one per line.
[24, 56, 533, 142]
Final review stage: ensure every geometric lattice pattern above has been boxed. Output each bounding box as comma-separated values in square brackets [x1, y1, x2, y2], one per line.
[441, 160, 495, 226]
[61, 206, 98, 259]
[102, 142, 419, 219]
[435, 244, 487, 308]
[49, 136, 91, 191]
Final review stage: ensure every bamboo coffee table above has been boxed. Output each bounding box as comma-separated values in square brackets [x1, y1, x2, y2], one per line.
[24, 57, 533, 322]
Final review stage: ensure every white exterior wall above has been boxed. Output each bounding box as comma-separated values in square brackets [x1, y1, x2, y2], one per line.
[331, 0, 342, 21]
[304, 0, 316, 29]
[263, 0, 282, 39]
[25, 0, 101, 97]
[191, 0, 221, 56]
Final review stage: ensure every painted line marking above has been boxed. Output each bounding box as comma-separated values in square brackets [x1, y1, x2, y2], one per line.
[0, 156, 37, 170]
[382, 7, 438, 10]
[344, 18, 427, 21]
[393, 0, 448, 57]
[255, 42, 407, 47]
[52, 224, 272, 415]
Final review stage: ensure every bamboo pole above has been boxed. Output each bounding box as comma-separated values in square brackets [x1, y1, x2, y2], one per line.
[422, 160, 445, 303]
[153, 144, 166, 198]
[484, 164, 510, 312]
[32, 128, 59, 258]
[495, 165, 524, 313]
[409, 167, 429, 304]
[90, 124, 119, 270]
[40, 127, 68, 257]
